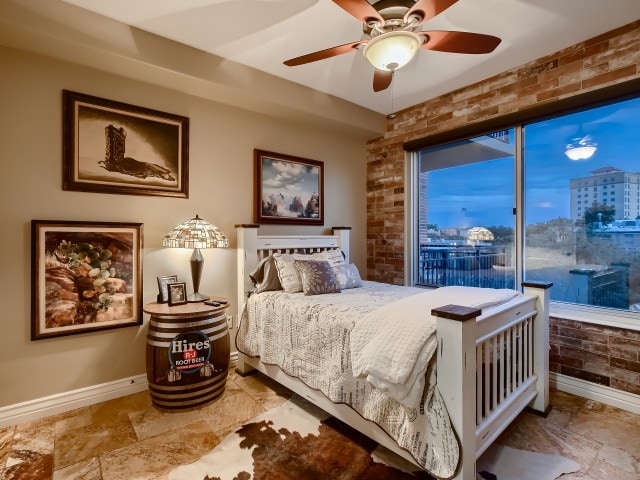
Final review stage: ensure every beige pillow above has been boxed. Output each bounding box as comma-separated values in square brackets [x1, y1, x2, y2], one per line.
[273, 249, 345, 293]
[249, 256, 282, 293]
[294, 260, 341, 296]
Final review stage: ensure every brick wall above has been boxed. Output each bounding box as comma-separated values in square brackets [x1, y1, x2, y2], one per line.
[550, 318, 640, 395]
[366, 20, 640, 396]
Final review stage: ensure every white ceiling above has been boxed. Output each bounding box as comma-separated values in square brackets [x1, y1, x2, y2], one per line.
[60, 0, 640, 115]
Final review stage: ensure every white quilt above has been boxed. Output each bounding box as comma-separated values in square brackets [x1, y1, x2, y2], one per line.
[350, 286, 521, 408]
[235, 282, 521, 478]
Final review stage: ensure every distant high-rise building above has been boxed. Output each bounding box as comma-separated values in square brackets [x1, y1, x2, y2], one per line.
[569, 166, 640, 222]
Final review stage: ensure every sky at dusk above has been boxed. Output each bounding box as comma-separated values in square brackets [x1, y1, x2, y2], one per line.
[424, 96, 640, 229]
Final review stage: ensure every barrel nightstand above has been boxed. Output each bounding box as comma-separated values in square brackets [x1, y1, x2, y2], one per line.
[144, 299, 230, 412]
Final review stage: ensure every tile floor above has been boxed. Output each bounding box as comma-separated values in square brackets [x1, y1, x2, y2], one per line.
[1, 371, 639, 479]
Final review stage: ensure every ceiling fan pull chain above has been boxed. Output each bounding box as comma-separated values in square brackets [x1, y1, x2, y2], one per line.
[388, 78, 397, 119]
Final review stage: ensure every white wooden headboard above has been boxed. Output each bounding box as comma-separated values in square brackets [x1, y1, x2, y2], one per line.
[235, 225, 351, 313]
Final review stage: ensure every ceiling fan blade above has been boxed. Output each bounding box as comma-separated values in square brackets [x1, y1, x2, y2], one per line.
[373, 69, 393, 92]
[284, 41, 364, 66]
[332, 0, 385, 25]
[419, 31, 501, 54]
[405, 0, 458, 25]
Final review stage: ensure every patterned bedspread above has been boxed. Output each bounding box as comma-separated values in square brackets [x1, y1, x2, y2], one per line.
[235, 281, 460, 478]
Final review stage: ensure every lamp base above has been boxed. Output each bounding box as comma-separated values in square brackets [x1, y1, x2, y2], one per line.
[187, 292, 210, 303]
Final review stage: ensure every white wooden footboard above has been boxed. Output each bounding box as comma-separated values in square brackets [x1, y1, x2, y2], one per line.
[235, 225, 552, 480]
[432, 280, 551, 479]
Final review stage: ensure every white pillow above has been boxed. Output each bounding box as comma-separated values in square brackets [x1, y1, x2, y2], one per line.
[273, 250, 345, 293]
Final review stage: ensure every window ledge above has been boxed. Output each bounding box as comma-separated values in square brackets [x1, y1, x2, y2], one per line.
[550, 301, 640, 331]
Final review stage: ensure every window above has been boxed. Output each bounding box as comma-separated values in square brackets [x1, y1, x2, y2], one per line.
[413, 131, 515, 290]
[410, 96, 640, 323]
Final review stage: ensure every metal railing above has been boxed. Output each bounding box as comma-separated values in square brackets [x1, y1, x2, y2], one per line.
[418, 245, 514, 289]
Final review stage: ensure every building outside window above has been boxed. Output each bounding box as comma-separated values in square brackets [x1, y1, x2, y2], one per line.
[411, 96, 640, 319]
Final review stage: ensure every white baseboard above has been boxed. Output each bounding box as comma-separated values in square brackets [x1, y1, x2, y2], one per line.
[0, 353, 240, 428]
[551, 372, 640, 415]
[0, 375, 148, 428]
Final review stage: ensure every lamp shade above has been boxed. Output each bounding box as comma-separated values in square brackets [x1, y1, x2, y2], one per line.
[363, 31, 422, 72]
[162, 215, 228, 302]
[162, 215, 228, 249]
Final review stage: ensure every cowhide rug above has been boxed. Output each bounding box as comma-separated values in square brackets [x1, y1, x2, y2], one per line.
[169, 396, 579, 480]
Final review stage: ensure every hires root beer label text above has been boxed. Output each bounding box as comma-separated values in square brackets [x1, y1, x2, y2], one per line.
[168, 330, 211, 374]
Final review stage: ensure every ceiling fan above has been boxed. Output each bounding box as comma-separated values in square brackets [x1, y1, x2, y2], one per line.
[284, 0, 502, 92]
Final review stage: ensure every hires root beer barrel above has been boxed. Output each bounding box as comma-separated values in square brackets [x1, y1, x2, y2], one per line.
[144, 300, 230, 411]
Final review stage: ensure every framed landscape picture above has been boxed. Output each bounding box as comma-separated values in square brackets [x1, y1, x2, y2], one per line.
[62, 90, 189, 198]
[31, 220, 143, 340]
[254, 149, 324, 225]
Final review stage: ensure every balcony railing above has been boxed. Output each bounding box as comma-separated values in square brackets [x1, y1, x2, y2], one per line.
[417, 245, 513, 289]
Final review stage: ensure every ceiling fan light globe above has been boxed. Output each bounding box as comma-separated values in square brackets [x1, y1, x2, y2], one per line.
[565, 145, 597, 160]
[363, 31, 422, 71]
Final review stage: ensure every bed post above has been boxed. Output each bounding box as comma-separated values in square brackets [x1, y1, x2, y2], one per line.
[236, 224, 260, 316]
[235, 224, 259, 376]
[332, 226, 351, 263]
[431, 305, 481, 480]
[522, 281, 553, 415]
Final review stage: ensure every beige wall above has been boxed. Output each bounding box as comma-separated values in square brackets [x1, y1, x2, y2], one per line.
[0, 46, 370, 407]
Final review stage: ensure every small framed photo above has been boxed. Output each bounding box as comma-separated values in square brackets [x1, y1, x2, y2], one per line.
[167, 282, 187, 306]
[157, 275, 178, 303]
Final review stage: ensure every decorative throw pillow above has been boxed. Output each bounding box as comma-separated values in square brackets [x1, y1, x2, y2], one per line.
[273, 250, 345, 293]
[333, 263, 363, 290]
[294, 260, 341, 296]
[249, 256, 282, 293]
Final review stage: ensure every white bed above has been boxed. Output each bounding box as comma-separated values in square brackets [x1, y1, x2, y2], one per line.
[235, 225, 552, 480]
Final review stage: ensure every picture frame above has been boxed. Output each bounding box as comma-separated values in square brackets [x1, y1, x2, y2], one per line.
[31, 220, 143, 340]
[157, 275, 178, 303]
[62, 90, 189, 198]
[167, 282, 188, 306]
[254, 149, 324, 225]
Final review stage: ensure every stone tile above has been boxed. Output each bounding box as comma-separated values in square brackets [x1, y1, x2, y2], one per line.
[586, 458, 640, 480]
[199, 390, 265, 433]
[544, 408, 573, 428]
[220, 377, 244, 397]
[0, 426, 15, 477]
[90, 392, 152, 427]
[596, 444, 640, 476]
[566, 410, 640, 458]
[582, 399, 640, 427]
[497, 412, 601, 472]
[99, 422, 219, 480]
[8, 422, 55, 456]
[3, 449, 54, 480]
[4, 423, 55, 480]
[256, 391, 290, 411]
[128, 406, 201, 441]
[234, 372, 292, 402]
[550, 389, 588, 414]
[15, 407, 89, 433]
[55, 411, 93, 437]
[53, 456, 102, 480]
[556, 473, 600, 480]
[54, 422, 138, 470]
